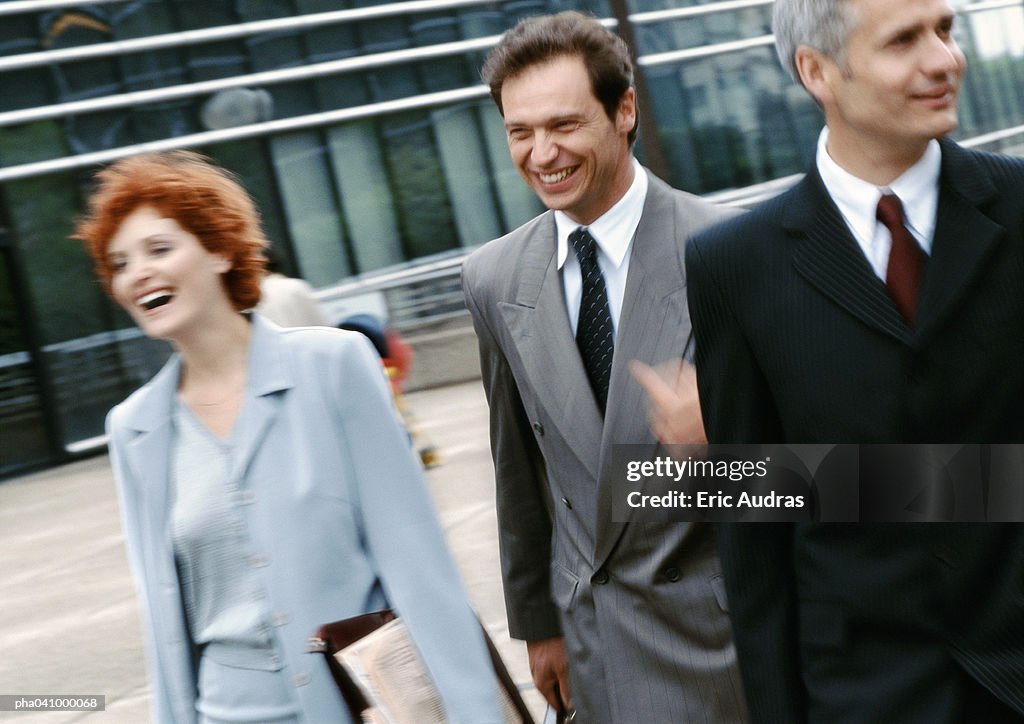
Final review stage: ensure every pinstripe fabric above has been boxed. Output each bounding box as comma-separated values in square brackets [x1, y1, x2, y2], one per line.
[688, 139, 1024, 723]
[463, 170, 749, 723]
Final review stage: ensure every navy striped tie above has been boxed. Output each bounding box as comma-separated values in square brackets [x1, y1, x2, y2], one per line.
[570, 227, 614, 414]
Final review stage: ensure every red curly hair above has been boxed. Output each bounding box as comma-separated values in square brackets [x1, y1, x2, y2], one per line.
[75, 151, 269, 311]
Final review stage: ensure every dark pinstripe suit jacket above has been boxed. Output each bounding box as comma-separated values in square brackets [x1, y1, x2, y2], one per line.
[686, 139, 1024, 723]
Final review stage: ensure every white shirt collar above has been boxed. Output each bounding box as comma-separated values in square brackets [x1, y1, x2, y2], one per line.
[816, 128, 941, 273]
[554, 157, 648, 270]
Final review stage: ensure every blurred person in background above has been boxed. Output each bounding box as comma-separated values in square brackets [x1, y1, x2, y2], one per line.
[75, 151, 504, 724]
[255, 247, 330, 328]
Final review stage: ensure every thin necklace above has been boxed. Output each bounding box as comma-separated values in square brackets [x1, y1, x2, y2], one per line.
[183, 379, 245, 407]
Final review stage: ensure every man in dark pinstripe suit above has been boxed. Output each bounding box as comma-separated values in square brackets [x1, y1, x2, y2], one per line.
[648, 0, 1024, 721]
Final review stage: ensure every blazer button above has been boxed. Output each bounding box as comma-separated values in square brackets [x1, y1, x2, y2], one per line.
[664, 567, 681, 582]
[592, 569, 609, 585]
[561, 497, 573, 510]
[533, 421, 544, 436]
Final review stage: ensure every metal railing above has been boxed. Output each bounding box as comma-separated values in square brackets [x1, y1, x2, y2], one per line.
[0, 35, 502, 128]
[0, 0, 128, 17]
[0, 0, 778, 73]
[0, 0, 1016, 182]
[0, 0, 501, 71]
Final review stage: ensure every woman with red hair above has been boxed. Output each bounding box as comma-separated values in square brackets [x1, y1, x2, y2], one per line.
[76, 151, 503, 724]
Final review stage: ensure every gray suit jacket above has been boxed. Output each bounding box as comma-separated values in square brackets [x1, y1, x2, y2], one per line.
[107, 315, 504, 723]
[462, 169, 748, 723]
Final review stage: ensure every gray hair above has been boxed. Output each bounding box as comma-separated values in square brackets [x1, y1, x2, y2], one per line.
[772, 0, 859, 83]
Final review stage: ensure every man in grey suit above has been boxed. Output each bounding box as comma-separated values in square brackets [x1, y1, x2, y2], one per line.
[461, 12, 747, 723]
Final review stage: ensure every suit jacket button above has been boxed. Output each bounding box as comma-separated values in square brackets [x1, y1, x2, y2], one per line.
[561, 497, 572, 509]
[592, 569, 609, 585]
[664, 567, 681, 582]
[533, 421, 544, 436]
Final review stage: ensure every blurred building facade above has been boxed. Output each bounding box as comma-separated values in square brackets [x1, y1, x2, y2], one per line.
[1, 0, 1023, 477]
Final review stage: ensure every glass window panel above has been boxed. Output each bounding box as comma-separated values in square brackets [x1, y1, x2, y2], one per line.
[458, 8, 508, 38]
[3, 160, 170, 450]
[314, 73, 371, 112]
[206, 139, 290, 262]
[432, 104, 503, 248]
[43, 9, 127, 153]
[0, 16, 53, 112]
[171, 0, 247, 80]
[304, 23, 362, 64]
[7, 173, 106, 346]
[238, 0, 296, 22]
[359, 17, 410, 53]
[271, 133, 352, 286]
[380, 111, 459, 259]
[296, 0, 351, 12]
[326, 122, 404, 273]
[648, 44, 818, 193]
[0, 249, 52, 475]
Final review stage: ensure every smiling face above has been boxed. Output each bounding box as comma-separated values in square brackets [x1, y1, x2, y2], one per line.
[501, 54, 636, 225]
[800, 0, 965, 176]
[107, 205, 234, 342]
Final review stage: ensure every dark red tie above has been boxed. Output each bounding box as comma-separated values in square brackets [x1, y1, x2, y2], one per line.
[876, 193, 926, 324]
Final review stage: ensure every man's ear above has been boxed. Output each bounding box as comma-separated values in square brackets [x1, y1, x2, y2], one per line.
[794, 45, 834, 106]
[616, 87, 637, 134]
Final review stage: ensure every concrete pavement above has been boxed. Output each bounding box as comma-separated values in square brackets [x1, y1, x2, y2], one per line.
[0, 381, 543, 722]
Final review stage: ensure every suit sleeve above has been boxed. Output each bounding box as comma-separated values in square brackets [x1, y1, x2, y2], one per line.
[685, 234, 782, 443]
[685, 236, 805, 723]
[333, 335, 505, 724]
[462, 264, 562, 642]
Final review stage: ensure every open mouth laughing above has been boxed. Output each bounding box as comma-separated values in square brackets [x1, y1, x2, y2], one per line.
[137, 289, 174, 311]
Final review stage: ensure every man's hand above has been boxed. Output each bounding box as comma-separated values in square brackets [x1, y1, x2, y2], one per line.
[526, 636, 572, 713]
[630, 359, 707, 444]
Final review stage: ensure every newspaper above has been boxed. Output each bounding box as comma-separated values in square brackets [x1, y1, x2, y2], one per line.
[336, 618, 527, 723]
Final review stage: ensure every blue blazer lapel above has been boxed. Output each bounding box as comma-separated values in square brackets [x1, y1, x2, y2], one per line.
[499, 215, 604, 482]
[119, 355, 179, 581]
[916, 139, 1003, 342]
[788, 169, 911, 342]
[229, 315, 294, 483]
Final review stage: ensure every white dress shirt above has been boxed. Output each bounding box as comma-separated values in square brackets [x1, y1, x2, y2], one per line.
[816, 127, 941, 280]
[554, 156, 648, 339]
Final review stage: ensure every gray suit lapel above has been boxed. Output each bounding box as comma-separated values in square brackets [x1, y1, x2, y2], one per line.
[499, 216, 604, 480]
[595, 175, 691, 565]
